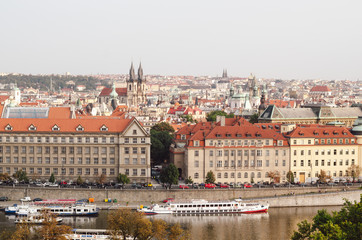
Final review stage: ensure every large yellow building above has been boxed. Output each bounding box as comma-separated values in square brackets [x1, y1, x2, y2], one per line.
[0, 106, 151, 183]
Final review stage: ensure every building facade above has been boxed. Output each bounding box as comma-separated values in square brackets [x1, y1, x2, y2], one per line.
[0, 115, 151, 183]
[171, 117, 290, 184]
[285, 126, 359, 183]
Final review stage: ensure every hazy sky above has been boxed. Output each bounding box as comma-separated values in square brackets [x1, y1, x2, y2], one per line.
[1, 0, 361, 80]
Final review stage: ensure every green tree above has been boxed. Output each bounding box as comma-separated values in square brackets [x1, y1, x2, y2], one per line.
[291, 197, 362, 240]
[49, 173, 55, 183]
[13, 170, 29, 182]
[206, 110, 234, 122]
[160, 164, 179, 189]
[152, 122, 175, 133]
[249, 113, 259, 124]
[185, 176, 193, 184]
[76, 176, 84, 185]
[117, 173, 130, 185]
[151, 129, 174, 165]
[205, 170, 216, 184]
[286, 171, 295, 183]
[181, 114, 194, 123]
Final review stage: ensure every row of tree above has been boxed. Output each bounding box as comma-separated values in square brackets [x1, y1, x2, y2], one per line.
[0, 208, 190, 240]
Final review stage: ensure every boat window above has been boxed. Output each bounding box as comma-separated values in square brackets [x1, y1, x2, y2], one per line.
[202, 205, 205, 207]
[193, 205, 196, 207]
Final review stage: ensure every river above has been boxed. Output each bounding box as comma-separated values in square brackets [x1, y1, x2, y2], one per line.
[0, 206, 342, 240]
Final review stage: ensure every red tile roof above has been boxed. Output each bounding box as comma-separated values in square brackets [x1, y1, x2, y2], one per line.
[285, 126, 354, 139]
[99, 87, 127, 96]
[0, 118, 133, 133]
[310, 85, 332, 92]
[48, 107, 71, 119]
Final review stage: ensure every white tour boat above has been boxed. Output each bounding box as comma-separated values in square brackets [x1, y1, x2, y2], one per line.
[138, 199, 269, 215]
[16, 203, 99, 216]
[64, 229, 133, 240]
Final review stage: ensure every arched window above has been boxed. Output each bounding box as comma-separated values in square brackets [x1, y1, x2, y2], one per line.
[244, 172, 248, 178]
[251, 172, 255, 178]
[238, 172, 241, 178]
[194, 173, 199, 179]
[257, 172, 261, 178]
[224, 172, 228, 178]
[217, 173, 221, 178]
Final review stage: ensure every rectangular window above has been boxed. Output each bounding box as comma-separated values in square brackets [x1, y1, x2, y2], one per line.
[141, 138, 146, 143]
[141, 158, 146, 164]
[70, 158, 74, 164]
[85, 147, 90, 154]
[282, 160, 286, 166]
[275, 160, 278, 167]
[94, 158, 99, 164]
[78, 158, 82, 164]
[141, 169, 145, 176]
[69, 168, 74, 175]
[39, 157, 44, 164]
[133, 138, 137, 144]
[125, 169, 129, 175]
[86, 158, 90, 164]
[209, 160, 213, 167]
[102, 147, 107, 154]
[61, 147, 66, 154]
[132, 169, 137, 176]
[29, 157, 34, 164]
[94, 137, 98, 143]
[77, 168, 82, 175]
[266, 160, 269, 167]
[110, 158, 115, 164]
[315, 160, 318, 166]
[133, 158, 137, 164]
[102, 158, 107, 164]
[209, 150, 214, 156]
[102, 137, 107, 143]
[29, 146, 34, 154]
[217, 161, 222, 167]
[125, 148, 129, 154]
[93, 147, 99, 154]
[53, 147, 58, 154]
[110, 169, 115, 175]
[300, 160, 304, 167]
[53, 168, 58, 175]
[125, 158, 129, 164]
[217, 150, 222, 157]
[77, 147, 82, 154]
[194, 161, 199, 168]
[110, 147, 115, 154]
[22, 157, 26, 164]
[93, 168, 98, 175]
[85, 168, 90, 175]
[257, 150, 262, 156]
[194, 150, 199, 157]
[69, 147, 74, 154]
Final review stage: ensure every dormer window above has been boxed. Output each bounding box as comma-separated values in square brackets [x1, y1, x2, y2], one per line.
[226, 134, 231, 137]
[246, 133, 251, 137]
[216, 134, 221, 137]
[313, 131, 319, 135]
[52, 125, 60, 131]
[255, 132, 261, 137]
[100, 125, 108, 132]
[76, 125, 84, 131]
[236, 134, 242, 137]
[298, 131, 304, 136]
[323, 131, 329, 135]
[28, 124, 37, 131]
[194, 141, 199, 147]
[5, 124, 13, 131]
[181, 135, 186, 140]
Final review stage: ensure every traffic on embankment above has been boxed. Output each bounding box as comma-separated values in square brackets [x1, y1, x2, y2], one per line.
[0, 184, 361, 209]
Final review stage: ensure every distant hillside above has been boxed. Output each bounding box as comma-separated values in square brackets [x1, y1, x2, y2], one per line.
[0, 74, 102, 91]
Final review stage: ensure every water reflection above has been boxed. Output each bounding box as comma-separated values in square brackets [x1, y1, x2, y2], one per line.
[0, 206, 341, 240]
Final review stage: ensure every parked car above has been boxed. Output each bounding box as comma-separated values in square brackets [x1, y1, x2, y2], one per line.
[179, 185, 189, 189]
[0, 196, 9, 201]
[163, 198, 174, 203]
[132, 183, 143, 189]
[32, 198, 43, 202]
[20, 196, 32, 202]
[49, 183, 59, 187]
[76, 198, 89, 203]
[242, 184, 252, 188]
[219, 184, 229, 188]
[205, 183, 216, 189]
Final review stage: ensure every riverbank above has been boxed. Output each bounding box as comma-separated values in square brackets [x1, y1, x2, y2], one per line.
[0, 186, 360, 209]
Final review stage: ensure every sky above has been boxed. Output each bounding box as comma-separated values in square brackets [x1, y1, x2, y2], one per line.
[0, 0, 361, 80]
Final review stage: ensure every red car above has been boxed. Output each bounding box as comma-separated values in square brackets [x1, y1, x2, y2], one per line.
[163, 198, 174, 203]
[242, 184, 252, 188]
[219, 184, 229, 188]
[205, 183, 216, 189]
[179, 185, 189, 189]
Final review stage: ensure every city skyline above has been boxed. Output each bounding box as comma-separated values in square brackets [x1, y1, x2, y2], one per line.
[0, 0, 361, 80]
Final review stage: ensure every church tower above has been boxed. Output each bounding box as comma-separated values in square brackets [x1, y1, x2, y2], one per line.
[127, 62, 146, 107]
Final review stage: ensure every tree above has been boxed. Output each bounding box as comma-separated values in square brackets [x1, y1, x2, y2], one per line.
[286, 171, 295, 183]
[13, 170, 29, 182]
[180, 114, 194, 123]
[117, 173, 130, 185]
[0, 173, 10, 181]
[291, 197, 362, 240]
[346, 164, 361, 182]
[108, 209, 189, 240]
[185, 176, 193, 184]
[205, 170, 215, 184]
[318, 170, 331, 183]
[97, 173, 107, 185]
[249, 113, 259, 124]
[160, 164, 179, 189]
[206, 110, 234, 122]
[49, 173, 55, 183]
[0, 211, 72, 240]
[151, 122, 175, 133]
[151, 126, 175, 165]
[76, 175, 84, 185]
[267, 171, 280, 183]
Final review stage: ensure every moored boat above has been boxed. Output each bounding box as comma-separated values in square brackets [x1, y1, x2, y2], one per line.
[16, 203, 99, 216]
[138, 199, 268, 215]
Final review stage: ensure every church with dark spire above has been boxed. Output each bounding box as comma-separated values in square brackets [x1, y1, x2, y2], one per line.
[98, 62, 147, 108]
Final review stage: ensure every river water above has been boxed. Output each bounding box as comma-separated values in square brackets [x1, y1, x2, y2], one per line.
[0, 206, 341, 240]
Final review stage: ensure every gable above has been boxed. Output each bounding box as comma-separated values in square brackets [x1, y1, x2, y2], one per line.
[122, 119, 149, 137]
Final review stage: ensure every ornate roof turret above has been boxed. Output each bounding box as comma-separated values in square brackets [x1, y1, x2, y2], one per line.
[110, 82, 118, 99]
[138, 62, 143, 82]
[222, 69, 228, 78]
[129, 62, 136, 82]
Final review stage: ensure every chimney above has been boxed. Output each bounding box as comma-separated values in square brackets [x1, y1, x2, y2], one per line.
[220, 116, 225, 127]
